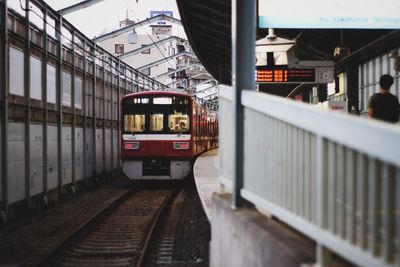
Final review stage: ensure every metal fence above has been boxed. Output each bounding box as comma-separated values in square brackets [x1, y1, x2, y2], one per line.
[219, 85, 400, 267]
[0, 0, 166, 216]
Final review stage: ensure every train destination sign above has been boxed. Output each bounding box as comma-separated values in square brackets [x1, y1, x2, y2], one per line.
[258, 0, 400, 29]
[256, 67, 316, 83]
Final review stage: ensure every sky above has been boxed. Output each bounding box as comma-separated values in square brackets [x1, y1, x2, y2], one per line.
[11, 0, 181, 38]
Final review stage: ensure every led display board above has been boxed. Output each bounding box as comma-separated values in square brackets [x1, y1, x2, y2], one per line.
[256, 67, 315, 83]
[258, 0, 400, 29]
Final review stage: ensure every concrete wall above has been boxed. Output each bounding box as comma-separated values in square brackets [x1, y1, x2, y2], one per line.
[210, 194, 315, 267]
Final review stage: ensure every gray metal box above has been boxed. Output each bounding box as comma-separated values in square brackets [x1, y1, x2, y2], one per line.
[85, 127, 93, 177]
[75, 127, 84, 181]
[96, 128, 103, 173]
[8, 123, 25, 204]
[30, 124, 43, 196]
[47, 125, 58, 190]
[62, 126, 72, 185]
[105, 128, 112, 171]
[113, 129, 119, 169]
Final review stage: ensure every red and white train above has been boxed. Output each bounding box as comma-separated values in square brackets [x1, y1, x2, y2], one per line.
[121, 91, 218, 180]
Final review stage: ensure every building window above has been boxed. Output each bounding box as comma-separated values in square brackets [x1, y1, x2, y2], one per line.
[9, 46, 24, 96]
[75, 76, 83, 109]
[47, 64, 56, 104]
[142, 68, 150, 76]
[62, 71, 71, 107]
[177, 44, 185, 53]
[128, 31, 137, 44]
[115, 44, 124, 54]
[169, 47, 175, 56]
[141, 44, 150, 54]
[30, 55, 42, 100]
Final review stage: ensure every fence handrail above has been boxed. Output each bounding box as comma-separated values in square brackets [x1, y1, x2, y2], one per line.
[219, 85, 400, 267]
[237, 89, 400, 167]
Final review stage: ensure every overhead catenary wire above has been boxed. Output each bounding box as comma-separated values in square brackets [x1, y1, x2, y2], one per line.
[123, 0, 176, 70]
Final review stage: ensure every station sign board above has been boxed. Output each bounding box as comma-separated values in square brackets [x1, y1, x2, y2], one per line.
[256, 66, 316, 83]
[258, 0, 400, 29]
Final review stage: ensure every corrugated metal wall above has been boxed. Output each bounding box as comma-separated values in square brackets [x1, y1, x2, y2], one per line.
[0, 0, 167, 214]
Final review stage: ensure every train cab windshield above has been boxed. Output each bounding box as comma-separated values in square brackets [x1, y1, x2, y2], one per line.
[123, 95, 191, 134]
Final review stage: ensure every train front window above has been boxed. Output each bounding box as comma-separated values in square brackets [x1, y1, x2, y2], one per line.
[123, 95, 191, 134]
[124, 114, 145, 133]
[169, 113, 190, 133]
[150, 113, 164, 132]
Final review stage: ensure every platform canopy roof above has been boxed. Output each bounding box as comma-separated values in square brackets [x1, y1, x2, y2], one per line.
[176, 0, 400, 86]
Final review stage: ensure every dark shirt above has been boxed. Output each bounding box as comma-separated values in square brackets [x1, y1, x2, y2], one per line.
[369, 92, 400, 123]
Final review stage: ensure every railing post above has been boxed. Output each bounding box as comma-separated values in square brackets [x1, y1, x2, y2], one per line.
[1, 0, 9, 220]
[231, 0, 256, 208]
[56, 14, 64, 195]
[117, 59, 121, 169]
[316, 135, 331, 266]
[91, 44, 97, 180]
[24, 0, 31, 207]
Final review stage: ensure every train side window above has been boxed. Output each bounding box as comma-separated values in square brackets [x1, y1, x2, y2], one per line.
[150, 113, 164, 132]
[197, 115, 201, 135]
[124, 114, 145, 132]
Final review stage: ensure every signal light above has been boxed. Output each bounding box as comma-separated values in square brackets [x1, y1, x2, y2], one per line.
[173, 142, 189, 150]
[124, 142, 139, 150]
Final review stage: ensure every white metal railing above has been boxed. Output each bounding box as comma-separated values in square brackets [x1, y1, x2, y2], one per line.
[219, 86, 400, 267]
[219, 85, 233, 189]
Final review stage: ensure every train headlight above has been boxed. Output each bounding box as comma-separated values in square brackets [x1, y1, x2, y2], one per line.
[173, 142, 190, 150]
[124, 142, 139, 150]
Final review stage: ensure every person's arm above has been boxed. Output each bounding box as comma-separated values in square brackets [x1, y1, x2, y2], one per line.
[368, 107, 373, 118]
[368, 94, 376, 118]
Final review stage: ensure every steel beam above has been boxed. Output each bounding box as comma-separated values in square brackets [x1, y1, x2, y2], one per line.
[24, 0, 31, 207]
[91, 45, 97, 179]
[1, 0, 9, 216]
[231, 0, 256, 208]
[56, 15, 63, 195]
[82, 40, 88, 185]
[58, 0, 107, 16]
[42, 8, 48, 201]
[102, 51, 106, 176]
[117, 59, 121, 169]
[71, 30, 76, 189]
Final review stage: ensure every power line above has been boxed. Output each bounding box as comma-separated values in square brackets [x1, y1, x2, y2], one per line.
[123, 0, 175, 70]
[17, 0, 164, 89]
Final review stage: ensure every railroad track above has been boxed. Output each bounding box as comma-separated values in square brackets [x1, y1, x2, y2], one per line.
[36, 186, 183, 267]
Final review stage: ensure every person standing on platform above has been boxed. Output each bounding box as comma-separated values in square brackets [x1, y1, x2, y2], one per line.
[368, 74, 400, 123]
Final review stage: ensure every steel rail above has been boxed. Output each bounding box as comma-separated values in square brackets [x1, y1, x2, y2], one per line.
[35, 187, 139, 266]
[135, 186, 181, 267]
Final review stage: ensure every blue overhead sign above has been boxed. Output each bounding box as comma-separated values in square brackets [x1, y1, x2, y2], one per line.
[150, 10, 173, 18]
[258, 0, 400, 29]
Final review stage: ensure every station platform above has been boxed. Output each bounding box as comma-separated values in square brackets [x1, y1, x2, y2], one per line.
[193, 149, 224, 221]
[193, 149, 316, 267]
